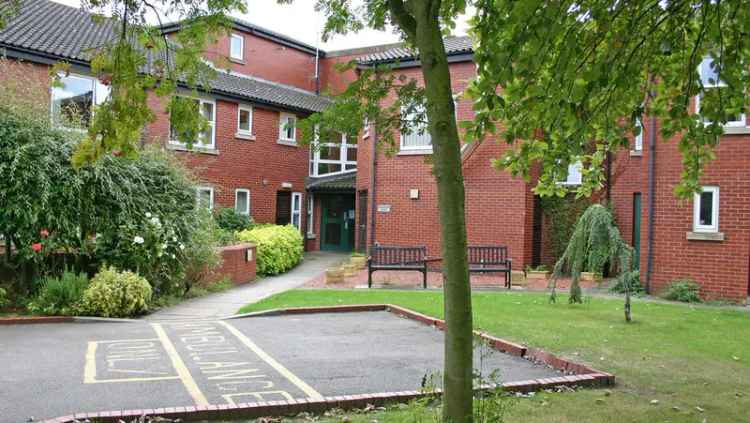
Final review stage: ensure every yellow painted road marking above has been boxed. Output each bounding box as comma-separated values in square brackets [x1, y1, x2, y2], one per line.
[218, 320, 324, 401]
[83, 339, 180, 384]
[151, 323, 210, 406]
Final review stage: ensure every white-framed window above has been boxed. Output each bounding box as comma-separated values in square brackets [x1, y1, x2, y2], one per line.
[400, 103, 432, 151]
[196, 186, 214, 210]
[230, 33, 244, 61]
[697, 56, 746, 127]
[170, 97, 216, 149]
[278, 112, 297, 144]
[235, 189, 250, 215]
[291, 192, 302, 230]
[693, 186, 719, 233]
[562, 160, 583, 185]
[310, 133, 357, 177]
[51, 73, 110, 129]
[634, 117, 643, 151]
[306, 194, 314, 236]
[237, 105, 253, 136]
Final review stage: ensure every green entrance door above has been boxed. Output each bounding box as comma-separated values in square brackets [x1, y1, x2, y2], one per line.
[632, 193, 642, 270]
[321, 195, 355, 251]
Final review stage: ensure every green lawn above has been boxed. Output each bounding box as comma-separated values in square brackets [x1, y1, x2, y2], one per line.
[239, 289, 750, 422]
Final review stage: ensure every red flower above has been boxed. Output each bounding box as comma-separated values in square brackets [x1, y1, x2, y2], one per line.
[112, 150, 123, 157]
[31, 243, 43, 253]
[40, 229, 49, 238]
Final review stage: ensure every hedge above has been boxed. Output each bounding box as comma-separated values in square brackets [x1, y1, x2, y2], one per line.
[237, 225, 303, 275]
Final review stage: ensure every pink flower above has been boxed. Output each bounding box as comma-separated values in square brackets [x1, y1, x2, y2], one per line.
[31, 243, 43, 253]
[40, 229, 49, 238]
[112, 150, 123, 157]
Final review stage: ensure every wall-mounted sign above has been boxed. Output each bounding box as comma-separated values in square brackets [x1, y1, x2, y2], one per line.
[377, 204, 392, 213]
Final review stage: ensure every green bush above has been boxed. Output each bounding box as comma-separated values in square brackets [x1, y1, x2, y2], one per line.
[80, 267, 152, 317]
[237, 225, 303, 275]
[28, 270, 89, 315]
[610, 270, 643, 294]
[214, 207, 253, 232]
[0, 287, 9, 309]
[182, 208, 223, 291]
[663, 279, 702, 303]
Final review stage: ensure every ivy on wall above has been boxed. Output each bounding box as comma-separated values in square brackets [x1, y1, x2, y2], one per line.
[540, 194, 592, 262]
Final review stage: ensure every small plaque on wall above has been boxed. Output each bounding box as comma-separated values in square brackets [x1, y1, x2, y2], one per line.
[377, 204, 392, 213]
[246, 248, 253, 262]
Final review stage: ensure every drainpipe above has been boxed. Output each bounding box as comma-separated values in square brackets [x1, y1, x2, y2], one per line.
[645, 98, 657, 294]
[368, 128, 378, 254]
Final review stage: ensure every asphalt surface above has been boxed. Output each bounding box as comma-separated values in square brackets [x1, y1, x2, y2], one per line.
[0, 312, 558, 422]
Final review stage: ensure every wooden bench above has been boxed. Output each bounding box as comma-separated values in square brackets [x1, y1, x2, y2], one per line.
[468, 245, 512, 288]
[368, 245, 428, 289]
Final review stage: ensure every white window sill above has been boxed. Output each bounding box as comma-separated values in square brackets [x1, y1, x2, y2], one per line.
[722, 126, 750, 135]
[630, 150, 643, 157]
[362, 133, 370, 140]
[398, 148, 433, 156]
[229, 57, 245, 64]
[306, 233, 316, 240]
[277, 139, 298, 147]
[686, 231, 724, 241]
[235, 132, 256, 141]
[167, 143, 220, 155]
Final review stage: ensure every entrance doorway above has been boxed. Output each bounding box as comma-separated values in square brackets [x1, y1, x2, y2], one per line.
[321, 194, 356, 251]
[276, 191, 291, 225]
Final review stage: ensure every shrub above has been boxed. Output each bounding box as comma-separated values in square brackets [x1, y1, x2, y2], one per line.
[214, 207, 253, 232]
[663, 279, 702, 303]
[182, 208, 222, 291]
[0, 287, 9, 309]
[28, 270, 89, 315]
[80, 267, 152, 317]
[237, 225, 303, 275]
[610, 270, 643, 294]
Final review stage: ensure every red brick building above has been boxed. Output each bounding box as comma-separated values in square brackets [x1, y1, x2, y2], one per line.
[2, 0, 749, 302]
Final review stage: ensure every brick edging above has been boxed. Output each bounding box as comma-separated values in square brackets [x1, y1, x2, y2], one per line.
[46, 303, 614, 422]
[0, 316, 73, 325]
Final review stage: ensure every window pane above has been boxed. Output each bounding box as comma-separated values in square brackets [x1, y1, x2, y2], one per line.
[566, 162, 582, 185]
[286, 117, 296, 139]
[402, 104, 432, 148]
[699, 191, 713, 226]
[201, 102, 214, 121]
[346, 145, 357, 161]
[319, 145, 339, 160]
[700, 58, 720, 86]
[236, 191, 248, 214]
[238, 109, 251, 131]
[292, 195, 301, 212]
[197, 189, 212, 209]
[318, 163, 341, 175]
[231, 35, 243, 59]
[634, 118, 643, 151]
[52, 75, 93, 128]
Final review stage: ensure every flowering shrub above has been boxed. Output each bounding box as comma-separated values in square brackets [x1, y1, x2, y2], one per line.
[80, 267, 152, 317]
[237, 225, 303, 275]
[28, 270, 89, 316]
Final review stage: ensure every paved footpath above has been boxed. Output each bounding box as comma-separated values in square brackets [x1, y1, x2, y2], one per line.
[145, 251, 347, 321]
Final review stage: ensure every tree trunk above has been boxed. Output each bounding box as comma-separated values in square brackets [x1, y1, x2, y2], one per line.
[411, 3, 473, 422]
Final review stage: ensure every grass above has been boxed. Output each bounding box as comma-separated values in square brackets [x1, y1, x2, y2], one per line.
[239, 289, 750, 422]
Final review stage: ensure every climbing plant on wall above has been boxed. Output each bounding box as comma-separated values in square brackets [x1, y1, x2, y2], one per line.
[540, 194, 592, 263]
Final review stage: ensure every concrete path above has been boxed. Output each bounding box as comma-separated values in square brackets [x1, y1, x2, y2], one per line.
[145, 251, 347, 321]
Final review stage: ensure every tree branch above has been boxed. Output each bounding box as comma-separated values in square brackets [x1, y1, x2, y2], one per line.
[387, 0, 417, 41]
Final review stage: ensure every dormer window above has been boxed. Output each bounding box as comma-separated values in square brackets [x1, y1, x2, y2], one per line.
[697, 56, 746, 127]
[230, 34, 244, 61]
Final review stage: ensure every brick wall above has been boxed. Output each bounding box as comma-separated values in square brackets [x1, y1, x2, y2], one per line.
[207, 243, 257, 285]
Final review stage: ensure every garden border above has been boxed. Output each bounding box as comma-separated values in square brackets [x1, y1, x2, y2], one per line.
[0, 315, 139, 325]
[43, 304, 614, 422]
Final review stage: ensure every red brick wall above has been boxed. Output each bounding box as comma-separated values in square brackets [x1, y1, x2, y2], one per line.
[202, 31, 318, 92]
[207, 243, 257, 285]
[144, 93, 311, 231]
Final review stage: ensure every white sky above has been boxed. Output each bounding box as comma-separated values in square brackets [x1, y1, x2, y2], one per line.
[51, 0, 472, 51]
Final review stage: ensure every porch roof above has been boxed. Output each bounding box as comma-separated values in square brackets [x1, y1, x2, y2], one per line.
[306, 171, 357, 192]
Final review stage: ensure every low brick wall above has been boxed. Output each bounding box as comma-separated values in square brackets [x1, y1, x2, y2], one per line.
[208, 243, 257, 285]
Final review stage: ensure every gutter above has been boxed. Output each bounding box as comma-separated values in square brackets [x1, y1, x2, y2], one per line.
[645, 101, 657, 294]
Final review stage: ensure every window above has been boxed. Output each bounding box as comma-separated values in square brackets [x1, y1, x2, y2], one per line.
[693, 186, 719, 233]
[230, 34, 244, 61]
[291, 192, 302, 230]
[278, 113, 297, 144]
[170, 97, 216, 148]
[634, 117, 643, 151]
[306, 194, 314, 236]
[196, 187, 214, 210]
[237, 105, 253, 136]
[51, 73, 109, 129]
[235, 189, 250, 215]
[697, 57, 746, 127]
[309, 133, 357, 176]
[363, 117, 370, 139]
[400, 103, 432, 150]
[562, 161, 583, 185]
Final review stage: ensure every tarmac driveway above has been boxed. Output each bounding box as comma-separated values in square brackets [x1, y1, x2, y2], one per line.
[0, 312, 558, 422]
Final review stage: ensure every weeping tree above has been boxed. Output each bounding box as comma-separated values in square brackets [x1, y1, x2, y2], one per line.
[548, 204, 635, 321]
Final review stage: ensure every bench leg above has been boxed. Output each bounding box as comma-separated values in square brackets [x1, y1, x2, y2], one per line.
[368, 269, 373, 288]
[506, 271, 511, 289]
[423, 268, 427, 289]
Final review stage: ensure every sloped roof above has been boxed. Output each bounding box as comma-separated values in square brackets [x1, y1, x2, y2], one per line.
[358, 36, 473, 64]
[0, 0, 329, 113]
[0, 0, 116, 62]
[306, 171, 357, 191]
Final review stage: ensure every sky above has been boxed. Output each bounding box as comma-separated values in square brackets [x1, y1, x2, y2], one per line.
[50, 0, 472, 51]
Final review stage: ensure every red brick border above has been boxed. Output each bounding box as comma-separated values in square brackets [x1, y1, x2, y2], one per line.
[44, 304, 614, 422]
[0, 316, 73, 325]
